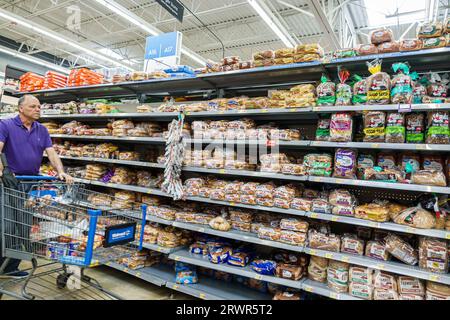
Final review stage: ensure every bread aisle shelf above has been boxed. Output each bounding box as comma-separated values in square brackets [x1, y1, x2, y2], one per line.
[302, 248, 450, 285]
[74, 178, 450, 240]
[105, 261, 170, 287]
[168, 249, 360, 300]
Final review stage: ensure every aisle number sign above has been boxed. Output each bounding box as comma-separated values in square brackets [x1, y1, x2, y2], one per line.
[144, 32, 182, 72]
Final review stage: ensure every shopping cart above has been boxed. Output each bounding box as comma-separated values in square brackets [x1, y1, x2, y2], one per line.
[0, 176, 148, 300]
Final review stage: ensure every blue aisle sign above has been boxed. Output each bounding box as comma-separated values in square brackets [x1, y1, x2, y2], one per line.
[145, 32, 180, 60]
[156, 0, 184, 23]
[144, 32, 182, 72]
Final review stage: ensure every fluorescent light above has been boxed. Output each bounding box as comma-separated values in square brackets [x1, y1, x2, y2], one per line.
[0, 8, 135, 71]
[94, 0, 207, 66]
[98, 48, 136, 66]
[247, 0, 295, 48]
[0, 46, 70, 74]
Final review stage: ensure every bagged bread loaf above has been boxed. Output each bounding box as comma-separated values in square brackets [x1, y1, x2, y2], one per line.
[378, 41, 400, 53]
[307, 229, 341, 252]
[419, 237, 449, 273]
[406, 113, 425, 143]
[422, 37, 446, 49]
[307, 256, 328, 283]
[384, 234, 418, 265]
[358, 44, 378, 56]
[316, 75, 336, 106]
[330, 112, 353, 142]
[412, 170, 447, 187]
[335, 68, 352, 106]
[363, 111, 386, 142]
[352, 75, 368, 105]
[365, 240, 390, 261]
[273, 291, 302, 300]
[417, 22, 443, 38]
[426, 111, 449, 144]
[426, 281, 450, 300]
[349, 282, 373, 300]
[341, 234, 365, 256]
[327, 260, 349, 293]
[333, 148, 357, 179]
[391, 63, 413, 104]
[385, 112, 406, 143]
[366, 59, 391, 105]
[393, 206, 436, 229]
[371, 28, 394, 44]
[355, 201, 390, 222]
[400, 39, 423, 52]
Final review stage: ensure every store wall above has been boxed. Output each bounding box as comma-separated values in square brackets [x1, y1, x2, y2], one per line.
[0, 52, 50, 77]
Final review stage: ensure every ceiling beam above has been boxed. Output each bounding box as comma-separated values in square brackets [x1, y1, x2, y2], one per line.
[304, 0, 341, 50]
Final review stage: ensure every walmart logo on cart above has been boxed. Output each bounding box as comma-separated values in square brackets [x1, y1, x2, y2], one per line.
[111, 230, 132, 240]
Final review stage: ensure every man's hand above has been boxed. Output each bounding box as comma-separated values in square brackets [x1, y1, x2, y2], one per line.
[59, 172, 74, 184]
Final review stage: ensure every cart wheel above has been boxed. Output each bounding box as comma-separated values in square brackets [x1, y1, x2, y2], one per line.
[56, 274, 69, 289]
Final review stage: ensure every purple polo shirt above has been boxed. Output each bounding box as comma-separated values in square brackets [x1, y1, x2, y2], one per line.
[0, 116, 52, 175]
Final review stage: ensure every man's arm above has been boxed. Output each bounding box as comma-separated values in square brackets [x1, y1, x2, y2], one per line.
[45, 147, 74, 183]
[0, 141, 4, 175]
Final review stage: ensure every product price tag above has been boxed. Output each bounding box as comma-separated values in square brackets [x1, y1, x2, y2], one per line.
[123, 268, 129, 273]
[429, 275, 440, 282]
[230, 202, 236, 206]
[261, 109, 269, 113]
[198, 228, 205, 233]
[342, 257, 350, 263]
[331, 216, 340, 222]
[376, 264, 386, 270]
[446, 233, 450, 240]
[199, 293, 206, 299]
[310, 213, 319, 219]
[186, 112, 191, 116]
[398, 103, 412, 113]
[136, 272, 142, 277]
[106, 262, 111, 266]
[369, 222, 379, 228]
[325, 253, 334, 259]
[405, 227, 415, 234]
[289, 108, 297, 112]
[238, 110, 247, 114]
[255, 275, 263, 280]
[218, 111, 225, 115]
[173, 284, 179, 290]
[174, 256, 181, 261]
[371, 144, 380, 149]
[304, 285, 314, 293]
[329, 292, 339, 299]
[219, 169, 226, 174]
[309, 249, 317, 256]
[415, 144, 427, 150]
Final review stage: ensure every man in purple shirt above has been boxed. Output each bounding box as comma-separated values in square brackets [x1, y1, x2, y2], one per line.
[0, 94, 73, 279]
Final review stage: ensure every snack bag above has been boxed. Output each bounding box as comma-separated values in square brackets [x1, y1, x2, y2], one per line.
[335, 68, 352, 106]
[333, 148, 357, 179]
[366, 59, 391, 105]
[352, 75, 368, 105]
[316, 75, 336, 106]
[391, 63, 413, 104]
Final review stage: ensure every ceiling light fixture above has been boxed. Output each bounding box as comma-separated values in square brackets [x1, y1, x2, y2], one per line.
[247, 0, 295, 48]
[0, 8, 135, 71]
[94, 0, 207, 66]
[0, 45, 70, 74]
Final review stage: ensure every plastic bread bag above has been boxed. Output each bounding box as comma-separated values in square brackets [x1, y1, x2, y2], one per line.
[329, 189, 356, 207]
[327, 260, 349, 293]
[392, 206, 436, 229]
[419, 237, 449, 274]
[426, 73, 448, 101]
[426, 111, 450, 144]
[363, 111, 386, 142]
[352, 75, 368, 105]
[333, 148, 357, 179]
[391, 62, 413, 104]
[406, 113, 425, 143]
[422, 37, 446, 49]
[385, 112, 406, 143]
[411, 170, 447, 187]
[250, 260, 277, 275]
[378, 42, 400, 54]
[340, 233, 365, 255]
[330, 112, 353, 142]
[384, 233, 418, 265]
[370, 27, 394, 44]
[358, 44, 378, 56]
[335, 67, 352, 106]
[400, 39, 423, 52]
[316, 117, 331, 141]
[417, 22, 443, 38]
[316, 75, 336, 106]
[304, 153, 333, 177]
[412, 75, 427, 104]
[366, 59, 391, 105]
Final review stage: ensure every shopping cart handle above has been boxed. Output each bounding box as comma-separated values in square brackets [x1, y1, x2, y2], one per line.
[15, 175, 59, 181]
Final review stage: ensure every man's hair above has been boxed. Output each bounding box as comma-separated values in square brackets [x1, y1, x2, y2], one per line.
[18, 94, 37, 107]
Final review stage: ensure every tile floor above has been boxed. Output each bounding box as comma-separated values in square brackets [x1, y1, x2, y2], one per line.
[1, 261, 192, 300]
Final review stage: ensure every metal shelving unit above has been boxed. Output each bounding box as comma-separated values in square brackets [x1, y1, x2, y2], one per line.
[303, 248, 450, 285]
[105, 261, 172, 287]
[140, 243, 185, 255]
[75, 178, 450, 241]
[39, 47, 450, 300]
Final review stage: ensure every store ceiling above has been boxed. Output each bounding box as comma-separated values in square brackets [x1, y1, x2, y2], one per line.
[0, 0, 448, 71]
